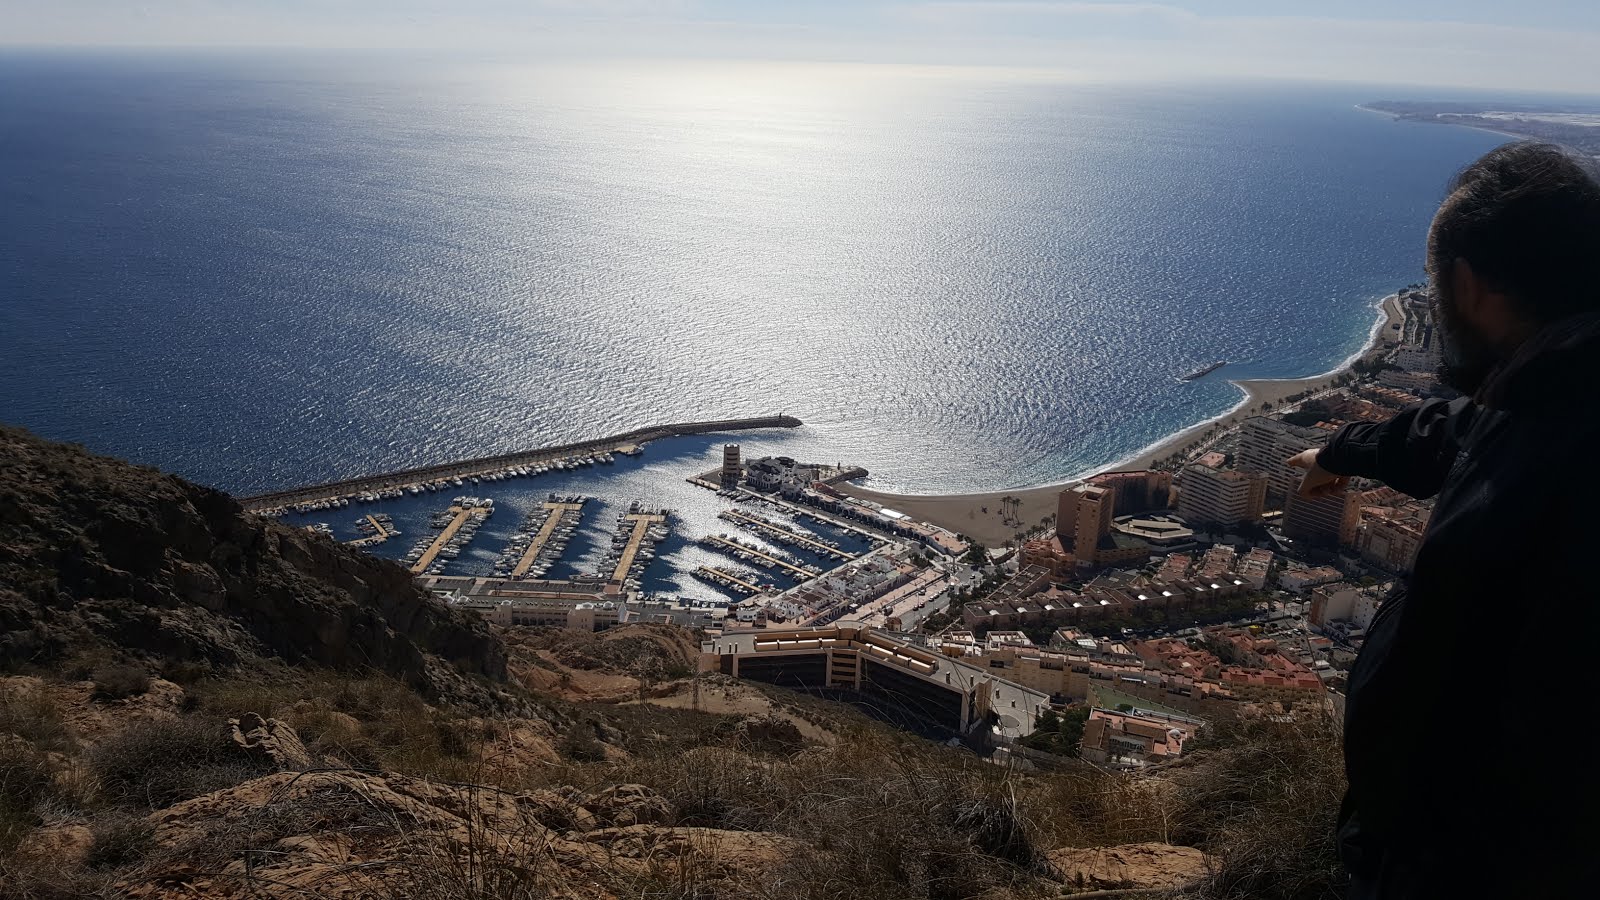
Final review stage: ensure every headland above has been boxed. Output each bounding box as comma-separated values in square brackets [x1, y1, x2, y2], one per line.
[1359, 100, 1600, 157]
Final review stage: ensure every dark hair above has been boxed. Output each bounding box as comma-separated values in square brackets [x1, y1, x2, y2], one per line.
[1429, 142, 1600, 323]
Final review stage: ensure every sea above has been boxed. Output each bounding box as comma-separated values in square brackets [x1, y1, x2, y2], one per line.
[0, 51, 1514, 596]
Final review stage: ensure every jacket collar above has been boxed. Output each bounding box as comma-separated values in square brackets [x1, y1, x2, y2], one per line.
[1479, 310, 1600, 411]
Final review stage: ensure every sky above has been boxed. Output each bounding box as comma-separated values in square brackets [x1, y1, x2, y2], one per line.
[3, 1, 1599, 93]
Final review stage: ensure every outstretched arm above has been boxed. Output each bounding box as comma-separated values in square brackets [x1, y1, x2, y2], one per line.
[1287, 397, 1478, 501]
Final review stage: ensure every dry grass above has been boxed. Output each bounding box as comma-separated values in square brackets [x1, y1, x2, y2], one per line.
[89, 665, 151, 702]
[0, 853, 119, 900]
[87, 714, 273, 809]
[1171, 713, 1347, 900]
[508, 721, 1169, 900]
[84, 811, 154, 870]
[0, 739, 55, 855]
[0, 685, 76, 755]
[5, 660, 1351, 900]
[184, 669, 499, 782]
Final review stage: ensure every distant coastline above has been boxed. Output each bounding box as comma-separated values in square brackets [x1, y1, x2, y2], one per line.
[1357, 100, 1600, 156]
[838, 293, 1402, 547]
[1354, 103, 1526, 144]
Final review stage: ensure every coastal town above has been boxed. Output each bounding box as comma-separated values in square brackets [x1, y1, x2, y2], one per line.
[694, 288, 1441, 764]
[259, 287, 1441, 767]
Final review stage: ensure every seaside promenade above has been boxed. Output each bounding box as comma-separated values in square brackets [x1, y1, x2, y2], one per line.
[239, 415, 801, 513]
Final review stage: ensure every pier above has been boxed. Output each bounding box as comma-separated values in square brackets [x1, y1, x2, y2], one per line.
[239, 415, 802, 513]
[511, 500, 585, 578]
[718, 509, 858, 561]
[610, 512, 667, 584]
[410, 502, 491, 575]
[698, 534, 816, 580]
[692, 566, 766, 595]
[346, 514, 397, 548]
[733, 490, 893, 545]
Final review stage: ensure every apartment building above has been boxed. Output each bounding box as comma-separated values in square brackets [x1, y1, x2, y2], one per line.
[1236, 417, 1328, 505]
[1176, 461, 1267, 528]
[702, 624, 1049, 737]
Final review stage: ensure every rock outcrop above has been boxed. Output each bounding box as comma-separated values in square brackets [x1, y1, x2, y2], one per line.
[1047, 841, 1213, 891]
[228, 713, 310, 770]
[0, 426, 505, 703]
[119, 770, 801, 899]
[580, 783, 675, 827]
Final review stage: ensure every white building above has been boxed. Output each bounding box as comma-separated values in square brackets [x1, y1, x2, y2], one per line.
[744, 456, 821, 494]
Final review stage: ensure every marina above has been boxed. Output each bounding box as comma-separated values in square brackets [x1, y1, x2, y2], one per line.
[496, 495, 588, 580]
[404, 498, 496, 575]
[269, 436, 888, 603]
[691, 566, 770, 596]
[346, 513, 398, 548]
[601, 503, 672, 588]
[708, 484, 896, 546]
[717, 508, 858, 561]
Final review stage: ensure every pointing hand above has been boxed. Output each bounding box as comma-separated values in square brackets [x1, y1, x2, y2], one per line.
[1286, 449, 1348, 499]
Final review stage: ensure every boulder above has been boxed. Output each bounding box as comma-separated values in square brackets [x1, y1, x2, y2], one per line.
[580, 783, 674, 827]
[725, 715, 805, 754]
[522, 787, 598, 832]
[573, 824, 805, 883]
[1046, 841, 1212, 891]
[229, 713, 310, 770]
[15, 822, 94, 869]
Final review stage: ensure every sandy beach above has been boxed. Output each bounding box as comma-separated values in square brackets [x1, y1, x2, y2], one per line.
[839, 294, 1406, 548]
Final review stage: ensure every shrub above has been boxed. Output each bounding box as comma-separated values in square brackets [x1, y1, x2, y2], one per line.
[556, 727, 607, 763]
[0, 684, 75, 753]
[357, 712, 487, 781]
[0, 849, 114, 900]
[85, 812, 154, 870]
[1173, 713, 1347, 900]
[87, 715, 272, 809]
[0, 739, 53, 853]
[323, 674, 429, 720]
[90, 666, 151, 702]
[61, 650, 117, 683]
[159, 658, 214, 685]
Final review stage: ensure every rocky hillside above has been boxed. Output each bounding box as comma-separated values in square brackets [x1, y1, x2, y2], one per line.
[0, 425, 504, 701]
[0, 426, 1346, 900]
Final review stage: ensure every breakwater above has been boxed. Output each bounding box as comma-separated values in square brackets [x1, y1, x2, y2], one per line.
[238, 415, 802, 512]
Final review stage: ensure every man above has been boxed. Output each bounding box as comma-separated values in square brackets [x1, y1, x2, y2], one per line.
[1288, 142, 1600, 897]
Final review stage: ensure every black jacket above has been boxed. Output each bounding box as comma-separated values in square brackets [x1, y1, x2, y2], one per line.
[1318, 313, 1600, 897]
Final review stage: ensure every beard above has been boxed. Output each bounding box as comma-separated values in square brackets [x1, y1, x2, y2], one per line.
[1433, 292, 1500, 396]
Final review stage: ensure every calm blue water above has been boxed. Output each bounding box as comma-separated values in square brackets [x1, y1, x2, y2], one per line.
[1, 51, 1509, 499]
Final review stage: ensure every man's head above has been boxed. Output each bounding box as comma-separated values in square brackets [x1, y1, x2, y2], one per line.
[1426, 142, 1600, 394]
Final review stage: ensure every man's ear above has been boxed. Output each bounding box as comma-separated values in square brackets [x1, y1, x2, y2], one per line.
[1450, 257, 1485, 323]
[1452, 257, 1525, 347]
